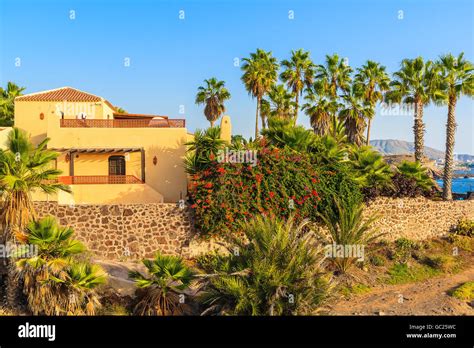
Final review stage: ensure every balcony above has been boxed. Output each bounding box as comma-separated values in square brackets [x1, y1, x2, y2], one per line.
[60, 118, 186, 128]
[57, 175, 143, 185]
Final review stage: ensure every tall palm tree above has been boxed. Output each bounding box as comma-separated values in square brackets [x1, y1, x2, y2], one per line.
[436, 53, 473, 200]
[354, 61, 390, 145]
[315, 54, 353, 100]
[264, 84, 296, 120]
[195, 78, 231, 127]
[0, 128, 70, 235]
[339, 86, 373, 146]
[0, 82, 26, 126]
[386, 57, 445, 162]
[241, 49, 279, 138]
[302, 81, 340, 136]
[280, 49, 315, 123]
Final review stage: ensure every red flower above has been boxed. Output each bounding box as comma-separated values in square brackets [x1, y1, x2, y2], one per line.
[269, 191, 275, 199]
[217, 167, 226, 174]
[204, 182, 213, 189]
[191, 204, 197, 208]
[311, 189, 318, 196]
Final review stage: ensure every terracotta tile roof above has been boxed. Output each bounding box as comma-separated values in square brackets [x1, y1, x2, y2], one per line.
[16, 87, 102, 102]
[104, 100, 117, 111]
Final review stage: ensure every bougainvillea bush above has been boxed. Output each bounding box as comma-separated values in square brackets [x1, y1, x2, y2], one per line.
[189, 146, 321, 237]
[188, 144, 362, 237]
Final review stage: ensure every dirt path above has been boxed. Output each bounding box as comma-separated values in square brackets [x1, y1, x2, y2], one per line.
[325, 266, 474, 316]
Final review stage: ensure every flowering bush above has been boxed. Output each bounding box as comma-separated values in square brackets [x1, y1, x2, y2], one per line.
[188, 146, 322, 236]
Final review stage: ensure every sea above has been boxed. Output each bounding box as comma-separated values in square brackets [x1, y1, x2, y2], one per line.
[435, 168, 474, 194]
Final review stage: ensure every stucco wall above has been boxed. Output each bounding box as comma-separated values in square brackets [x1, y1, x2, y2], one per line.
[56, 151, 142, 178]
[31, 183, 164, 204]
[14, 101, 111, 145]
[46, 114, 188, 203]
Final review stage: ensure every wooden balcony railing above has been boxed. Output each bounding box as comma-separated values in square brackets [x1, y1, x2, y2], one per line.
[56, 175, 142, 185]
[60, 118, 185, 128]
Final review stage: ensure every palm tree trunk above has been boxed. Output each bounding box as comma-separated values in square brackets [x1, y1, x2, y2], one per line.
[365, 118, 372, 146]
[255, 96, 261, 139]
[294, 93, 299, 125]
[442, 96, 456, 201]
[413, 100, 425, 162]
[210, 120, 214, 128]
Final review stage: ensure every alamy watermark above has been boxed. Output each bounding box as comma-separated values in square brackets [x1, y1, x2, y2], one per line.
[0, 242, 38, 259]
[325, 243, 365, 262]
[217, 148, 258, 167]
[380, 101, 415, 117]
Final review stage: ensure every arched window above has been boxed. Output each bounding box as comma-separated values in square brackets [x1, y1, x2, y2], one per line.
[109, 155, 126, 176]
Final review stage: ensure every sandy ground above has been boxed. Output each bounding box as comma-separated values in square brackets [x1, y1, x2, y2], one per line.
[324, 266, 474, 316]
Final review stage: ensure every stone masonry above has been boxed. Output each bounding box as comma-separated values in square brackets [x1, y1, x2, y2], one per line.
[33, 202, 196, 260]
[33, 197, 473, 260]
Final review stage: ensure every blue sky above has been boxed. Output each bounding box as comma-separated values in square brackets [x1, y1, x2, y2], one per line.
[1, 0, 473, 153]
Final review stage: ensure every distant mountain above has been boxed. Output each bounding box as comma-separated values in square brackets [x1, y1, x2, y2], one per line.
[370, 139, 444, 160]
[370, 139, 474, 162]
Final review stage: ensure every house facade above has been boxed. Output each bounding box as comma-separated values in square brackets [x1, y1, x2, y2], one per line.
[13, 87, 228, 205]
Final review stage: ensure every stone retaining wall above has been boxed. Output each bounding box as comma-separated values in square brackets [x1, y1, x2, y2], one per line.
[363, 197, 474, 241]
[33, 197, 473, 260]
[33, 202, 196, 259]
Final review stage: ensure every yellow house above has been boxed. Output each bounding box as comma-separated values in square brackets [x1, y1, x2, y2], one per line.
[14, 87, 204, 205]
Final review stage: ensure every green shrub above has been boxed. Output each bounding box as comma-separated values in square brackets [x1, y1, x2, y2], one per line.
[452, 219, 474, 237]
[199, 216, 329, 316]
[195, 251, 231, 274]
[423, 255, 457, 272]
[390, 238, 419, 264]
[449, 281, 474, 301]
[314, 162, 362, 219]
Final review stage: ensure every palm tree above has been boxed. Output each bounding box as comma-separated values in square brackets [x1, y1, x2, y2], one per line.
[265, 84, 296, 120]
[339, 86, 373, 146]
[396, 161, 435, 192]
[0, 128, 70, 235]
[348, 145, 393, 189]
[436, 53, 473, 200]
[317, 198, 380, 274]
[354, 61, 390, 145]
[14, 216, 106, 315]
[241, 49, 279, 138]
[280, 49, 315, 123]
[184, 127, 226, 174]
[302, 80, 340, 136]
[200, 216, 328, 315]
[315, 54, 353, 100]
[0, 82, 26, 126]
[261, 118, 316, 153]
[129, 253, 196, 315]
[386, 57, 445, 162]
[195, 78, 231, 127]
